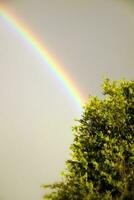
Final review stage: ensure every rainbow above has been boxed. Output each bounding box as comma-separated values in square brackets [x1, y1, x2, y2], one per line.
[0, 5, 84, 110]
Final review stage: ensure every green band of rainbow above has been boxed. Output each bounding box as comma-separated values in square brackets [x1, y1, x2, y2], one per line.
[0, 5, 84, 110]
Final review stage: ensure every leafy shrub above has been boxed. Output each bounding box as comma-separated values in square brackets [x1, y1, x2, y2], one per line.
[43, 79, 134, 200]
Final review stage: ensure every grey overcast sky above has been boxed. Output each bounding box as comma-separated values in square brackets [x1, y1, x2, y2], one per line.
[0, 0, 134, 200]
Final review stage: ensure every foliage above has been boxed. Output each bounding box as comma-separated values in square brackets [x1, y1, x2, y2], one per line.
[42, 79, 134, 200]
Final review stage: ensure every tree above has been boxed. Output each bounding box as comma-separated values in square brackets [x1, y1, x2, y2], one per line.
[42, 79, 134, 200]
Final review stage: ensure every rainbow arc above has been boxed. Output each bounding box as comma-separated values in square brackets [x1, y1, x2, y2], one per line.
[0, 5, 84, 110]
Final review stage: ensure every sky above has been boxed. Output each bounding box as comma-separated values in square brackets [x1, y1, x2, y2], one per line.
[0, 0, 134, 200]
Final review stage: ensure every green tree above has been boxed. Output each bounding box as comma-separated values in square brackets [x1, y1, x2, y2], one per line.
[42, 79, 134, 200]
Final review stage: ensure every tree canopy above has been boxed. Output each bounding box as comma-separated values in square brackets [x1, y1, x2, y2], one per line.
[43, 79, 134, 200]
